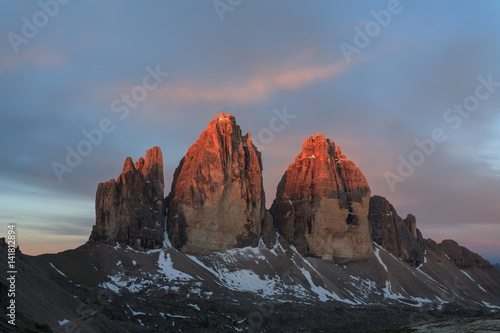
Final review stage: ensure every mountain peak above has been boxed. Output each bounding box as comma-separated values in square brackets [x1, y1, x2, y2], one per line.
[122, 156, 135, 174]
[89, 147, 165, 250]
[272, 135, 372, 259]
[168, 114, 271, 253]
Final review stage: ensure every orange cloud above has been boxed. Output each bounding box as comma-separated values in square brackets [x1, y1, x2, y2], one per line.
[148, 59, 358, 106]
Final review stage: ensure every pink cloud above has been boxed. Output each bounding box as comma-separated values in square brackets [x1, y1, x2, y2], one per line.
[1, 50, 67, 72]
[146, 59, 358, 106]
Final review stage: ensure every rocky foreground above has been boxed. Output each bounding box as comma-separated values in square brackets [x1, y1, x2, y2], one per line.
[2, 114, 499, 332]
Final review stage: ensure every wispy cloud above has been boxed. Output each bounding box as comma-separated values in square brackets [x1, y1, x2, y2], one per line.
[145, 59, 358, 106]
[0, 49, 67, 73]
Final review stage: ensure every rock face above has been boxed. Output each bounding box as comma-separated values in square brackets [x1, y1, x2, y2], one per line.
[167, 114, 270, 253]
[368, 195, 424, 267]
[271, 134, 373, 259]
[89, 147, 165, 250]
[438, 239, 493, 269]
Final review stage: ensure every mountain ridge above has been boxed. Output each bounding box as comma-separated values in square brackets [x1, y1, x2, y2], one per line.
[2, 113, 499, 332]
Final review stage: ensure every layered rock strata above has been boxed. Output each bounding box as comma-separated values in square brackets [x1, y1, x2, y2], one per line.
[368, 195, 425, 267]
[89, 147, 165, 250]
[271, 134, 373, 259]
[167, 114, 270, 253]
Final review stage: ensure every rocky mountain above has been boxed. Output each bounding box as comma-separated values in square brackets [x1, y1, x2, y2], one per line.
[271, 134, 373, 259]
[426, 238, 494, 270]
[89, 147, 165, 250]
[368, 195, 425, 267]
[167, 114, 273, 253]
[2, 115, 499, 332]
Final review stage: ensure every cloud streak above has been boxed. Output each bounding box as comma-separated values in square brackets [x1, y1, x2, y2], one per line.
[147, 59, 357, 106]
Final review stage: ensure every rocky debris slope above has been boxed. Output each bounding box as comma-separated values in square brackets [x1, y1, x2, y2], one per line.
[426, 238, 494, 269]
[271, 134, 373, 259]
[167, 114, 271, 253]
[7, 236, 499, 332]
[368, 195, 425, 267]
[89, 147, 165, 250]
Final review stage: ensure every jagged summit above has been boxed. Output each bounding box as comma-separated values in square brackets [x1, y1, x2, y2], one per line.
[368, 195, 425, 267]
[4, 115, 500, 332]
[167, 113, 273, 253]
[89, 146, 165, 250]
[271, 134, 373, 259]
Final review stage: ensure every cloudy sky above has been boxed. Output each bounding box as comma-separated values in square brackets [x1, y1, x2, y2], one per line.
[1, 1, 499, 264]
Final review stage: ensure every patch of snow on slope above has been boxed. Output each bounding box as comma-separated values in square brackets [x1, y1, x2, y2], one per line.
[382, 281, 405, 301]
[165, 313, 190, 318]
[186, 252, 279, 295]
[50, 263, 68, 278]
[349, 276, 378, 299]
[383, 281, 433, 307]
[100, 271, 156, 294]
[188, 246, 310, 298]
[188, 303, 200, 311]
[416, 265, 448, 293]
[407, 295, 433, 307]
[58, 319, 69, 326]
[373, 245, 388, 272]
[290, 255, 355, 304]
[163, 209, 172, 247]
[215, 245, 266, 263]
[158, 251, 193, 281]
[460, 270, 487, 292]
[127, 304, 145, 316]
[482, 301, 500, 310]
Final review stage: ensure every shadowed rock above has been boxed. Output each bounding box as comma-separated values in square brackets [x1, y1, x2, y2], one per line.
[89, 147, 165, 250]
[368, 195, 424, 267]
[438, 239, 494, 269]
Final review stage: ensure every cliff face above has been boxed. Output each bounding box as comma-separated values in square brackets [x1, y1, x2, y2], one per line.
[368, 195, 424, 267]
[89, 147, 165, 250]
[271, 134, 373, 259]
[167, 114, 271, 253]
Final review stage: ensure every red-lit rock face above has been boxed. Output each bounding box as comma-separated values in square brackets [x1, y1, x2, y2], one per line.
[89, 146, 165, 250]
[271, 134, 373, 259]
[167, 114, 270, 253]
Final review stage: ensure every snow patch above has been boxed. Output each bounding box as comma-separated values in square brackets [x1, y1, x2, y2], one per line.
[127, 304, 145, 316]
[50, 263, 68, 278]
[158, 251, 193, 281]
[188, 303, 200, 311]
[163, 210, 172, 247]
[348, 276, 378, 299]
[58, 319, 70, 326]
[482, 301, 500, 310]
[290, 254, 354, 304]
[382, 281, 405, 301]
[373, 246, 388, 272]
[165, 313, 190, 319]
